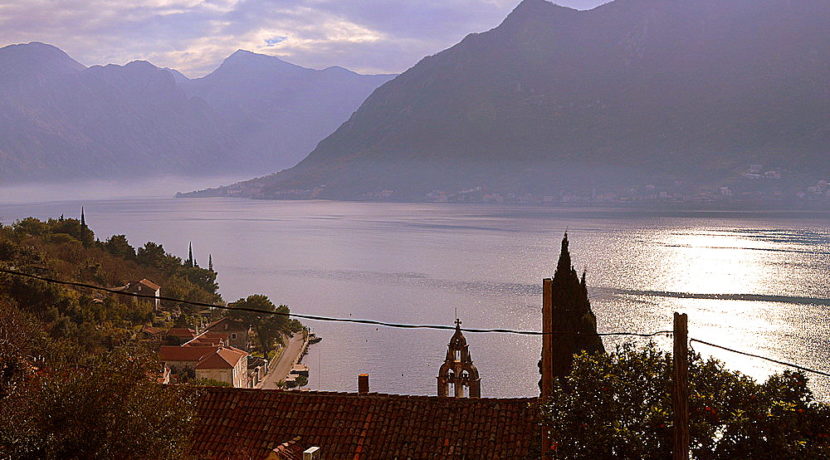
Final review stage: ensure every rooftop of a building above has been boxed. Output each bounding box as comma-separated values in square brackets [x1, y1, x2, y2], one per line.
[134, 278, 161, 290]
[158, 345, 218, 362]
[191, 387, 538, 459]
[205, 316, 250, 332]
[195, 347, 248, 370]
[165, 327, 197, 338]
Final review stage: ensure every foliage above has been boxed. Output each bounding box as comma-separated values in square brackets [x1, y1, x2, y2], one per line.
[227, 295, 297, 353]
[191, 378, 231, 387]
[540, 234, 605, 388]
[0, 301, 199, 459]
[542, 343, 830, 459]
[295, 375, 308, 388]
[0, 217, 222, 346]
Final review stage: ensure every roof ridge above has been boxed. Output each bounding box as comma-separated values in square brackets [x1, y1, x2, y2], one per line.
[199, 386, 537, 401]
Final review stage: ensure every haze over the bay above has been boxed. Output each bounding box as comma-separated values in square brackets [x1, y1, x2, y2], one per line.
[0, 0, 610, 76]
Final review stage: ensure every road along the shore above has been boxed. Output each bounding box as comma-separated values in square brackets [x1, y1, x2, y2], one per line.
[259, 333, 308, 389]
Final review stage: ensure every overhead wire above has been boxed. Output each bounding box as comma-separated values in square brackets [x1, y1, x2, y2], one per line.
[2, 267, 829, 378]
[690, 338, 830, 378]
[0, 267, 669, 336]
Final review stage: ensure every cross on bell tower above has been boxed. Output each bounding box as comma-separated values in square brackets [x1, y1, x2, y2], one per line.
[437, 318, 481, 398]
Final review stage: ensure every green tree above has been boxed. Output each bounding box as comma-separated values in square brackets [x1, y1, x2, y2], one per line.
[542, 343, 830, 459]
[227, 295, 291, 353]
[104, 235, 136, 260]
[136, 242, 167, 269]
[540, 234, 605, 385]
[0, 302, 199, 459]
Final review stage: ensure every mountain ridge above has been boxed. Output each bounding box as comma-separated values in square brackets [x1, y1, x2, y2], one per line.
[0, 43, 394, 184]
[184, 0, 830, 204]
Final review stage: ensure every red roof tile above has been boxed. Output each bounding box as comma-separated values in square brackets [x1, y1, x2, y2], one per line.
[191, 388, 538, 459]
[137, 278, 161, 290]
[195, 348, 247, 370]
[166, 328, 197, 338]
[158, 345, 218, 362]
[205, 317, 249, 332]
[183, 331, 230, 347]
[269, 436, 304, 460]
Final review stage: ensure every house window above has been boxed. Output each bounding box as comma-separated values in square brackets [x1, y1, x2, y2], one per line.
[231, 333, 237, 340]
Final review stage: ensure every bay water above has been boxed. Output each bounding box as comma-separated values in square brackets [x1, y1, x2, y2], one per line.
[1, 197, 828, 400]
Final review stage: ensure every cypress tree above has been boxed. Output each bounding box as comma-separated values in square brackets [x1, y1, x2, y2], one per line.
[187, 242, 194, 268]
[548, 233, 605, 379]
[79, 207, 93, 247]
[208, 254, 214, 272]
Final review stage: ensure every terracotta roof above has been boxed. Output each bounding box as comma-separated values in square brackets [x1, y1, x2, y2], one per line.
[267, 437, 304, 460]
[137, 278, 161, 290]
[159, 345, 218, 362]
[184, 331, 230, 347]
[206, 317, 249, 332]
[141, 326, 165, 336]
[166, 328, 197, 338]
[191, 388, 538, 459]
[195, 348, 247, 370]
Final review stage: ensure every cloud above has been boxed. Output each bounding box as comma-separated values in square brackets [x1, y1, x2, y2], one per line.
[0, 0, 610, 76]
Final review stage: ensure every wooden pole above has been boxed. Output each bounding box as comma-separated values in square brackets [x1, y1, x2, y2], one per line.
[542, 278, 553, 398]
[541, 278, 553, 457]
[673, 312, 689, 460]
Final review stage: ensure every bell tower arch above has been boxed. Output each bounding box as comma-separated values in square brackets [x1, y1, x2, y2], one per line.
[437, 319, 481, 398]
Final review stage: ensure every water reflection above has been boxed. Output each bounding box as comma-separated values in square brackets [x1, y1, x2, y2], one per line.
[0, 199, 828, 400]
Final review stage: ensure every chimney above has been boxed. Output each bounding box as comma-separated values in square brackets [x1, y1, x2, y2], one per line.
[358, 373, 369, 394]
[303, 447, 321, 460]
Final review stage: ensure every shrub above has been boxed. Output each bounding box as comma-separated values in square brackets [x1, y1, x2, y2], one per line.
[542, 343, 830, 459]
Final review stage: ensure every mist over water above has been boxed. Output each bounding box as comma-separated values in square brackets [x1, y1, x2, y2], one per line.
[0, 175, 249, 204]
[1, 196, 828, 400]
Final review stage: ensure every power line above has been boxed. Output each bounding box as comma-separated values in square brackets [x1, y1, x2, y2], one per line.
[690, 338, 830, 378]
[4, 267, 828, 378]
[0, 267, 668, 337]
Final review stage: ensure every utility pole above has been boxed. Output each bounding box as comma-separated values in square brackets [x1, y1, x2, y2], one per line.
[673, 312, 689, 460]
[541, 278, 553, 457]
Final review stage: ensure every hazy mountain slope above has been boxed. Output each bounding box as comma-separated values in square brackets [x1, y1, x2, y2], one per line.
[0, 44, 392, 184]
[0, 44, 231, 182]
[182, 50, 394, 171]
[195, 0, 830, 201]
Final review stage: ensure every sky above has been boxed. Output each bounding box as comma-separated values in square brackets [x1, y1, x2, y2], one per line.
[0, 0, 609, 77]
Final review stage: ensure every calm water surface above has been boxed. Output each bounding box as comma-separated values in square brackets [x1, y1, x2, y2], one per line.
[1, 198, 828, 400]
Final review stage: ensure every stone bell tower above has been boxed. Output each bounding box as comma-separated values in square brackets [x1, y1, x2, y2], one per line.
[437, 319, 481, 398]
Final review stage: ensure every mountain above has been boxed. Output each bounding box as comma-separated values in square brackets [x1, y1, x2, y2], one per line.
[0, 44, 392, 184]
[187, 0, 830, 203]
[181, 50, 394, 171]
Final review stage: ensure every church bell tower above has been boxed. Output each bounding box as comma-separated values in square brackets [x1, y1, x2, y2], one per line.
[437, 319, 481, 398]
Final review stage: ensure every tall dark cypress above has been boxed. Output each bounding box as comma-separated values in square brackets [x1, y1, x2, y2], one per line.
[80, 207, 86, 228]
[549, 233, 605, 378]
[187, 242, 194, 268]
[208, 254, 214, 272]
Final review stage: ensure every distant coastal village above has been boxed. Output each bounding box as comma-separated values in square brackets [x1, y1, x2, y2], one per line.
[196, 163, 830, 209]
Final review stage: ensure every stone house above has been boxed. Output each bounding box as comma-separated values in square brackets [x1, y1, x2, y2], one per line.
[206, 317, 253, 351]
[117, 279, 161, 311]
[158, 345, 219, 378]
[194, 347, 249, 388]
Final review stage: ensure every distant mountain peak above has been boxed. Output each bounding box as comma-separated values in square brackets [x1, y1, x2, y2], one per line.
[0, 41, 85, 80]
[501, 0, 578, 28]
[323, 65, 357, 75]
[213, 49, 303, 76]
[124, 60, 158, 69]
